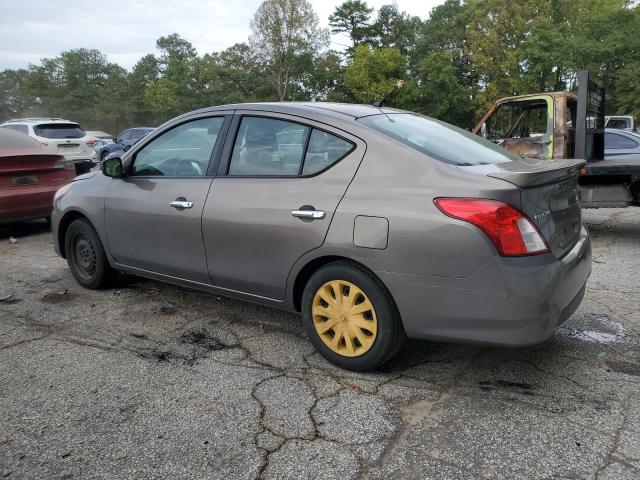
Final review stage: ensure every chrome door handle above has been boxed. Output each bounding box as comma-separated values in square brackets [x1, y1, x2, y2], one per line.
[170, 200, 193, 209]
[291, 209, 326, 219]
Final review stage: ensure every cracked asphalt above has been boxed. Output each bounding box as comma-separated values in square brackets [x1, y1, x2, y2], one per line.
[0, 207, 639, 480]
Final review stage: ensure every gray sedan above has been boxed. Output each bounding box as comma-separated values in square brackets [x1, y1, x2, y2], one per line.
[605, 128, 640, 160]
[51, 103, 591, 371]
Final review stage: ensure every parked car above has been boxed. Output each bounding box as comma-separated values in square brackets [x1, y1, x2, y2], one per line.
[605, 115, 636, 132]
[51, 103, 591, 371]
[98, 127, 154, 162]
[85, 130, 113, 158]
[0, 128, 75, 223]
[0, 118, 97, 175]
[102, 131, 152, 162]
[605, 128, 640, 160]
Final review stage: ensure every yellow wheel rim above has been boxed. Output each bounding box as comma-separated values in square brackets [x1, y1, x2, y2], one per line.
[312, 280, 377, 357]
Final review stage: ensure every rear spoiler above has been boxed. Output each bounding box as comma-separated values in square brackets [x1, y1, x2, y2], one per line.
[485, 159, 586, 188]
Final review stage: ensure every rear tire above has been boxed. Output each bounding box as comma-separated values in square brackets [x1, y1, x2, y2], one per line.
[64, 218, 117, 289]
[301, 261, 405, 371]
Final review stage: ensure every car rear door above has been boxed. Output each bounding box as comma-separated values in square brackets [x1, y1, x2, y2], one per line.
[104, 114, 231, 283]
[202, 112, 364, 300]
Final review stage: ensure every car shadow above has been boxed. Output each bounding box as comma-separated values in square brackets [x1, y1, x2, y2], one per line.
[0, 218, 51, 240]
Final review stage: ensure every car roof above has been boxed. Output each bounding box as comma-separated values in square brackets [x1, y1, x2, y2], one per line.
[1, 117, 81, 126]
[189, 102, 405, 120]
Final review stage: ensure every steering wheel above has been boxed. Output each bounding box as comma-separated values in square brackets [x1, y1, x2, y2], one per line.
[173, 158, 203, 176]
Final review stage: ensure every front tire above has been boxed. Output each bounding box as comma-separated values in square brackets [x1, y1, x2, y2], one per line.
[301, 261, 404, 371]
[65, 218, 117, 289]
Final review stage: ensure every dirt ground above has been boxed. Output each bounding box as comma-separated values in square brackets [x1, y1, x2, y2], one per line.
[0, 208, 639, 480]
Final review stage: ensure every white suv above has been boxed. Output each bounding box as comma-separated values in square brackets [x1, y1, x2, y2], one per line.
[0, 118, 97, 174]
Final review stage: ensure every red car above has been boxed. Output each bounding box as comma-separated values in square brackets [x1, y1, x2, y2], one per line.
[0, 128, 75, 223]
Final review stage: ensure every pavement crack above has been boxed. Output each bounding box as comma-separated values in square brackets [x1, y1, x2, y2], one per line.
[594, 394, 633, 479]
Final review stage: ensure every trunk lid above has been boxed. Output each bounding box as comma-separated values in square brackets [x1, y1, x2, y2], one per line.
[0, 151, 73, 189]
[460, 158, 585, 258]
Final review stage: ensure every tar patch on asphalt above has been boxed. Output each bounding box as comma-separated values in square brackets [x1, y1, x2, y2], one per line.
[477, 380, 536, 395]
[178, 328, 228, 352]
[606, 360, 640, 377]
[134, 328, 230, 367]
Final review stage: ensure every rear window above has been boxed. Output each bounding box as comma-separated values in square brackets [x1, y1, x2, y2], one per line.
[606, 118, 631, 129]
[1, 124, 29, 135]
[358, 113, 515, 166]
[34, 123, 85, 139]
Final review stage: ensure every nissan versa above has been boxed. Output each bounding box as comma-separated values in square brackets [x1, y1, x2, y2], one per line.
[51, 103, 592, 371]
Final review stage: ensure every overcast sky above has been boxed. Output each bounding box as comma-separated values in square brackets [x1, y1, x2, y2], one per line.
[0, 0, 443, 71]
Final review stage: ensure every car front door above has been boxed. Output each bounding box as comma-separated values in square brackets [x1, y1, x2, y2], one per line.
[115, 129, 131, 147]
[105, 114, 230, 283]
[202, 113, 364, 299]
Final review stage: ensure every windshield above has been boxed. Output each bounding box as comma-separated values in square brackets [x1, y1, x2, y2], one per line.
[34, 123, 85, 139]
[358, 113, 515, 166]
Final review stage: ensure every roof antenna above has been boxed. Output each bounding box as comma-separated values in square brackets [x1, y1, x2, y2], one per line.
[372, 80, 405, 108]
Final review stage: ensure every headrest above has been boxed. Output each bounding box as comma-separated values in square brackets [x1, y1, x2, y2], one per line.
[245, 129, 277, 150]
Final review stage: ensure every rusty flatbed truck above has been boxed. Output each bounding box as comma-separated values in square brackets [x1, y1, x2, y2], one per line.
[473, 71, 640, 208]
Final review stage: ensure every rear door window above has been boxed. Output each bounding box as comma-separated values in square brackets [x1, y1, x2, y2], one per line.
[34, 123, 85, 139]
[303, 129, 354, 175]
[228, 117, 310, 176]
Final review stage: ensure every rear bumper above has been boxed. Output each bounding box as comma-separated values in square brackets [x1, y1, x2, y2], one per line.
[0, 185, 59, 223]
[379, 226, 592, 346]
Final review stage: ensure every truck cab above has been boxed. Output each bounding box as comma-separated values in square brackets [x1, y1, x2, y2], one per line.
[473, 72, 639, 208]
[473, 92, 578, 161]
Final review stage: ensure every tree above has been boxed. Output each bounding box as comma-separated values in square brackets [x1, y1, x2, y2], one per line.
[412, 52, 478, 127]
[0, 69, 32, 121]
[369, 4, 422, 56]
[328, 1, 374, 52]
[126, 54, 160, 126]
[250, 0, 329, 101]
[198, 43, 276, 104]
[144, 34, 203, 120]
[343, 45, 406, 103]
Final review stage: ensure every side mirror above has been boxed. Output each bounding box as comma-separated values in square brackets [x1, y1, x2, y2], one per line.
[481, 122, 488, 139]
[101, 157, 123, 178]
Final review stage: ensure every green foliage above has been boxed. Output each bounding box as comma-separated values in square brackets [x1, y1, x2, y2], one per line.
[1, 1, 639, 134]
[343, 45, 405, 103]
[413, 52, 479, 128]
[369, 4, 422, 55]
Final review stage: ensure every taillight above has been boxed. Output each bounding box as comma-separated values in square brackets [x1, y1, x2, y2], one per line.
[87, 139, 95, 147]
[434, 198, 549, 256]
[54, 160, 74, 171]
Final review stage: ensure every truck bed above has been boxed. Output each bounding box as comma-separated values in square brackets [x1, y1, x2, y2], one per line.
[579, 156, 640, 208]
[583, 156, 640, 175]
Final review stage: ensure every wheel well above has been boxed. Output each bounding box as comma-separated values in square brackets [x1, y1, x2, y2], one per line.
[292, 255, 382, 312]
[57, 211, 88, 258]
